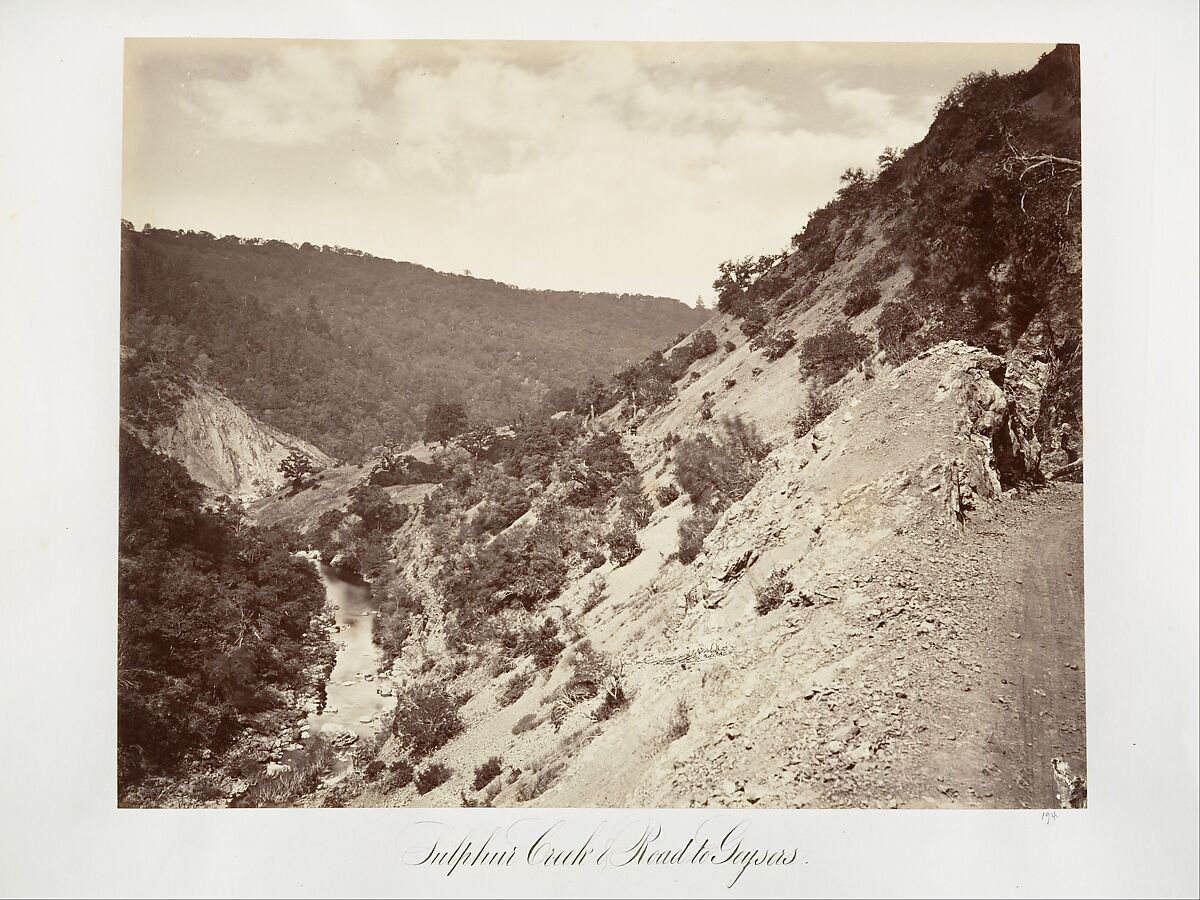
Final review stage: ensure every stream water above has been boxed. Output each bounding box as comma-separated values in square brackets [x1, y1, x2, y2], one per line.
[310, 565, 394, 736]
[283, 564, 396, 775]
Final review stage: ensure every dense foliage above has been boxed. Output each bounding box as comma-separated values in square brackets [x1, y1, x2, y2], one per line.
[118, 430, 324, 789]
[390, 683, 466, 759]
[673, 416, 772, 564]
[120, 225, 706, 461]
[709, 46, 1082, 453]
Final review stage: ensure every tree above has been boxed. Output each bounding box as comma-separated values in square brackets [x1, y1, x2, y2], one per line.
[278, 449, 316, 489]
[876, 146, 901, 169]
[839, 166, 869, 186]
[423, 401, 469, 446]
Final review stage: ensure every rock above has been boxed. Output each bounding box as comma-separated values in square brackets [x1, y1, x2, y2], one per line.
[828, 722, 860, 743]
[265, 762, 292, 777]
[847, 743, 873, 763]
[825, 740, 845, 754]
[318, 723, 359, 747]
[743, 783, 769, 804]
[719, 779, 739, 796]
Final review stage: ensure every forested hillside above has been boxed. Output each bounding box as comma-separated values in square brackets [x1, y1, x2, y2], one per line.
[120, 226, 707, 461]
[117, 429, 329, 797]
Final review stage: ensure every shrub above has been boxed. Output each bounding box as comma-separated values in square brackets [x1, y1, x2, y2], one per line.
[842, 286, 881, 318]
[792, 389, 839, 438]
[381, 759, 414, 792]
[471, 478, 531, 537]
[348, 483, 408, 533]
[755, 567, 794, 615]
[738, 305, 769, 338]
[663, 698, 690, 742]
[875, 300, 927, 364]
[761, 329, 797, 361]
[723, 340, 736, 353]
[414, 762, 452, 795]
[486, 654, 515, 679]
[618, 486, 653, 529]
[673, 417, 770, 508]
[391, 683, 465, 759]
[593, 673, 629, 722]
[798, 322, 873, 387]
[677, 504, 718, 564]
[369, 453, 445, 487]
[656, 483, 680, 507]
[557, 644, 614, 707]
[472, 756, 503, 791]
[512, 712, 541, 735]
[605, 518, 641, 567]
[664, 329, 719, 380]
[689, 329, 719, 358]
[497, 669, 534, 707]
[320, 786, 350, 808]
[521, 618, 565, 670]
[364, 759, 387, 780]
[515, 763, 564, 802]
[582, 576, 607, 614]
[190, 777, 226, 802]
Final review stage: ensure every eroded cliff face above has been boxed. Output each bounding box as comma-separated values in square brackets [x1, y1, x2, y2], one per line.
[151, 379, 334, 500]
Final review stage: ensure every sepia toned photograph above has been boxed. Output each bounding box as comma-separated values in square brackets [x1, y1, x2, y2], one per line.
[117, 38, 1086, 811]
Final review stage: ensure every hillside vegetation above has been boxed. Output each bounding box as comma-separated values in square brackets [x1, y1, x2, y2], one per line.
[232, 46, 1084, 811]
[118, 430, 330, 800]
[120, 226, 707, 461]
[123, 46, 1085, 811]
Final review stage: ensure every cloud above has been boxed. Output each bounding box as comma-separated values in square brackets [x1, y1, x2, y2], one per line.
[822, 81, 896, 126]
[165, 42, 946, 300]
[184, 45, 372, 145]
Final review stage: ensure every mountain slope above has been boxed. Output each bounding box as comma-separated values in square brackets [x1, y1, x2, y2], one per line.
[151, 378, 335, 499]
[120, 353, 335, 499]
[121, 226, 708, 461]
[213, 46, 1085, 811]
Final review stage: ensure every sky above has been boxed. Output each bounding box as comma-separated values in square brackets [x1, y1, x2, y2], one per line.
[123, 40, 1054, 305]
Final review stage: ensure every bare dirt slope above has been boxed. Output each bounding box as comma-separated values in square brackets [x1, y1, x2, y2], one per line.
[151, 379, 335, 500]
[336, 341, 1085, 811]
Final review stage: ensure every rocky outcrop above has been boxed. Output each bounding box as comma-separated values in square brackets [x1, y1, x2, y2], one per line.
[152, 379, 334, 500]
[1005, 315, 1082, 480]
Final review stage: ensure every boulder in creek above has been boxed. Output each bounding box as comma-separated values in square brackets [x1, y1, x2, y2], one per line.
[318, 723, 359, 747]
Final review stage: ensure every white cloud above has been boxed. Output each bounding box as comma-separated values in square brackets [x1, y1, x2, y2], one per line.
[185, 45, 371, 145]
[168, 42, 943, 301]
[822, 81, 896, 126]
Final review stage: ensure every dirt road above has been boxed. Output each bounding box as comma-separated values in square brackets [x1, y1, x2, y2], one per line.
[894, 482, 1087, 808]
[1007, 487, 1087, 806]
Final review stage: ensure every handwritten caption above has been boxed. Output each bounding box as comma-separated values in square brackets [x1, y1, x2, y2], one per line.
[399, 817, 800, 888]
